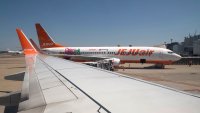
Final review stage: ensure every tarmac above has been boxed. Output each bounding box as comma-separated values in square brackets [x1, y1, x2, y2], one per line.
[0, 54, 25, 113]
[0, 54, 200, 113]
[117, 63, 200, 96]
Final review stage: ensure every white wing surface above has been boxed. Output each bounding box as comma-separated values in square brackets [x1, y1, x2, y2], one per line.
[16, 29, 200, 113]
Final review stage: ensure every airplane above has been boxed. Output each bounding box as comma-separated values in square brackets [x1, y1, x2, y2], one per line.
[15, 28, 200, 113]
[7, 48, 23, 54]
[35, 24, 181, 69]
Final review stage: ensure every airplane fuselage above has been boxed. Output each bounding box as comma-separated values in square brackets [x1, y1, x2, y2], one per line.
[43, 46, 181, 64]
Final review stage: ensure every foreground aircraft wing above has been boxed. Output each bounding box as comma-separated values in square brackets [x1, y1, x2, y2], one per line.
[16, 29, 200, 113]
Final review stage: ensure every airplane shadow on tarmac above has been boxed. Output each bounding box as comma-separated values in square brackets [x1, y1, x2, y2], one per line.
[4, 72, 25, 81]
[0, 72, 25, 113]
[8, 66, 25, 69]
[119, 65, 175, 70]
[0, 91, 12, 93]
[0, 91, 21, 113]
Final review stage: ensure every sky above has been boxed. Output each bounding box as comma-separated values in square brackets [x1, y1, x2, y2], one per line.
[0, 0, 200, 50]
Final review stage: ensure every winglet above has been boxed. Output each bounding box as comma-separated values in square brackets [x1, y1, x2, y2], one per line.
[16, 29, 38, 55]
[35, 23, 64, 49]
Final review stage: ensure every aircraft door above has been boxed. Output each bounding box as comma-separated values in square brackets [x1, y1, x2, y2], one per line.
[99, 49, 108, 56]
[159, 51, 163, 59]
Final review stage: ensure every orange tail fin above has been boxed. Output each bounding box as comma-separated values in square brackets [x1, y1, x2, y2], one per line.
[35, 23, 63, 49]
[16, 29, 38, 55]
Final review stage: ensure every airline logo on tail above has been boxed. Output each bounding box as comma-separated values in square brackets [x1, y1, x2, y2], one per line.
[42, 43, 54, 46]
[35, 23, 64, 49]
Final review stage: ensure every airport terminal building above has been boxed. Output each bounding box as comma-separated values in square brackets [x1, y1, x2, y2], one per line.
[167, 34, 200, 57]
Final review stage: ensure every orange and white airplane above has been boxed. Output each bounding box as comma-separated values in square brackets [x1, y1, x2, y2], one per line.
[35, 23, 181, 68]
[7, 48, 23, 54]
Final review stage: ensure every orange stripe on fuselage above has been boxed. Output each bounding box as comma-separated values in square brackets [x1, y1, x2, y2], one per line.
[120, 60, 173, 65]
[61, 57, 173, 65]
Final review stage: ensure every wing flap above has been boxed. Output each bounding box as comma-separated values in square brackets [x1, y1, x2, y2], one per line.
[39, 76, 62, 90]
[18, 106, 45, 113]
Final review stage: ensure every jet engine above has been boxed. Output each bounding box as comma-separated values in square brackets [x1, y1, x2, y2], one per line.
[105, 58, 121, 66]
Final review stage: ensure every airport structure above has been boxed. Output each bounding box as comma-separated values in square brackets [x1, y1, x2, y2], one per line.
[167, 34, 200, 56]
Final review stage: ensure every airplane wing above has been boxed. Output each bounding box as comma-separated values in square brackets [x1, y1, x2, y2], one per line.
[16, 29, 200, 113]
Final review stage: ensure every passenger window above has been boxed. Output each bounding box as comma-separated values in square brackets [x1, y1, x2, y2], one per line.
[168, 51, 174, 54]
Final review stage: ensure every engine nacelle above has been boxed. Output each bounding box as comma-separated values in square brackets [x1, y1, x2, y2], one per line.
[105, 58, 120, 66]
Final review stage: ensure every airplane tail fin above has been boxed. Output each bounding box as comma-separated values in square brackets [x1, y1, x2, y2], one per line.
[30, 38, 44, 54]
[16, 29, 38, 55]
[7, 48, 10, 51]
[35, 23, 64, 49]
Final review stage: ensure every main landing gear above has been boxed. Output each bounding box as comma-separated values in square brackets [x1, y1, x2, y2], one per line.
[97, 60, 114, 71]
[154, 64, 165, 69]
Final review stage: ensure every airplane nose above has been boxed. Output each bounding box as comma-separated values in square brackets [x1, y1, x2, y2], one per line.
[174, 54, 182, 61]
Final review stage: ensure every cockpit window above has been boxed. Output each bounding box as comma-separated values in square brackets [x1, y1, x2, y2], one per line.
[168, 51, 174, 54]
